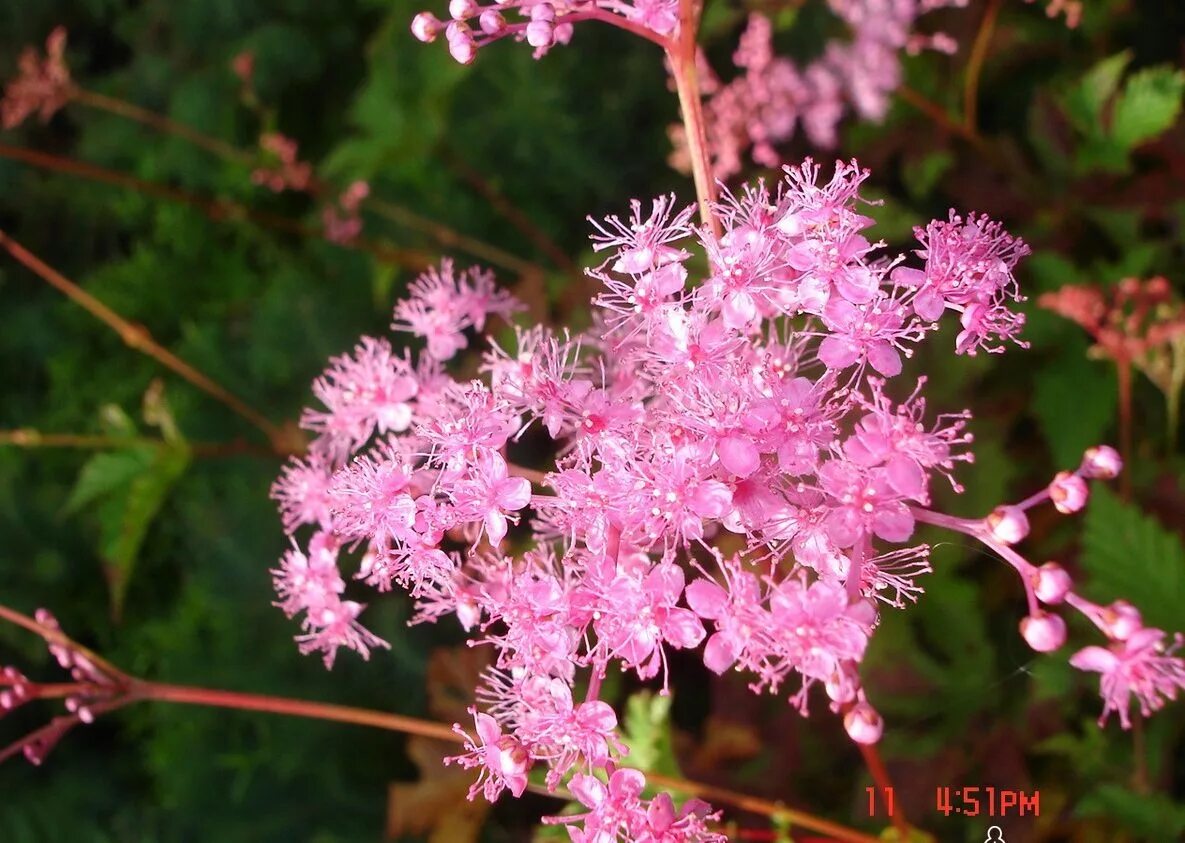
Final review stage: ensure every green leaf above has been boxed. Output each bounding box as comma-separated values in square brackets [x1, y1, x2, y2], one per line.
[1111, 66, 1185, 151]
[1031, 343, 1117, 469]
[99, 444, 192, 619]
[619, 691, 681, 778]
[1061, 52, 1131, 132]
[65, 448, 157, 515]
[1076, 784, 1185, 842]
[1080, 485, 1185, 632]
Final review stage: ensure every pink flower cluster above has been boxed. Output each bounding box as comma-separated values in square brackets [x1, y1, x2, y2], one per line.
[272, 161, 1184, 832]
[410, 0, 677, 63]
[1, 27, 72, 130]
[252, 132, 313, 193]
[683, 1, 962, 179]
[321, 180, 371, 244]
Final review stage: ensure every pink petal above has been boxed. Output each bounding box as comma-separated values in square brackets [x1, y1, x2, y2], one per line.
[718, 434, 760, 478]
[703, 631, 741, 674]
[685, 579, 728, 619]
[662, 608, 706, 649]
[497, 476, 533, 511]
[1070, 645, 1119, 674]
[485, 510, 508, 546]
[867, 341, 902, 377]
[689, 480, 732, 519]
[819, 335, 860, 370]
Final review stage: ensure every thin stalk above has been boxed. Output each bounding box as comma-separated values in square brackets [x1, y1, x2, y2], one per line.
[645, 771, 881, 843]
[0, 602, 880, 843]
[0, 428, 281, 459]
[1117, 359, 1134, 500]
[0, 143, 435, 270]
[857, 742, 910, 841]
[0, 231, 292, 454]
[69, 90, 543, 277]
[135, 681, 460, 742]
[667, 0, 721, 238]
[962, 0, 1004, 134]
[442, 146, 579, 275]
[1131, 713, 1149, 794]
[72, 87, 255, 165]
[363, 196, 541, 277]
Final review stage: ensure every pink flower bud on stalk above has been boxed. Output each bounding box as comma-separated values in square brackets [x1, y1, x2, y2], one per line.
[1049, 471, 1088, 513]
[1080, 445, 1123, 479]
[449, 0, 479, 20]
[411, 12, 444, 41]
[986, 505, 1030, 545]
[479, 9, 506, 34]
[844, 701, 884, 745]
[1100, 600, 1143, 641]
[1021, 612, 1067, 652]
[1033, 562, 1073, 605]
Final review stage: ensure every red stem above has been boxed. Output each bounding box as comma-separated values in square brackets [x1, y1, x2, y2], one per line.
[134, 681, 460, 742]
[858, 742, 910, 841]
[667, 0, 720, 238]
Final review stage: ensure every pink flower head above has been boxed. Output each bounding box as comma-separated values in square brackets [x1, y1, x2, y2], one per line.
[1071, 628, 1185, 728]
[301, 337, 418, 459]
[2, 28, 72, 129]
[587, 560, 706, 684]
[271, 449, 336, 533]
[252, 132, 313, 192]
[450, 708, 531, 801]
[271, 533, 389, 668]
[392, 260, 521, 360]
[450, 450, 533, 546]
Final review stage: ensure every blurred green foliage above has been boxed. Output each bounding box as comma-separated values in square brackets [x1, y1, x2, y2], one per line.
[0, 0, 1182, 840]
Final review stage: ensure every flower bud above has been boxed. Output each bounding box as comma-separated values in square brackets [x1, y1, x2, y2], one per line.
[825, 665, 859, 704]
[1080, 445, 1122, 479]
[479, 8, 506, 33]
[449, 0, 479, 18]
[986, 505, 1029, 545]
[1033, 562, 1072, 604]
[1020, 612, 1066, 652]
[1049, 471, 1088, 514]
[445, 23, 477, 63]
[844, 701, 884, 745]
[530, 2, 556, 21]
[410, 12, 443, 42]
[525, 19, 554, 47]
[1101, 599, 1142, 640]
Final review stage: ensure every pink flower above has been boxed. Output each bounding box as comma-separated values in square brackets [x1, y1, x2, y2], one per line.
[252, 132, 312, 192]
[1071, 628, 1185, 728]
[271, 533, 389, 668]
[301, 337, 418, 458]
[392, 260, 521, 360]
[2, 28, 72, 129]
[449, 709, 531, 801]
[451, 450, 532, 546]
[685, 559, 766, 674]
[587, 560, 706, 682]
[271, 450, 336, 533]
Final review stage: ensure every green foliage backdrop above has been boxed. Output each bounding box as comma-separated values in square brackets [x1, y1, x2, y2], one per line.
[0, 0, 1183, 840]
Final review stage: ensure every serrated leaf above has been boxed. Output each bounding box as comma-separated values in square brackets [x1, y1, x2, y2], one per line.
[1075, 784, 1185, 842]
[1080, 485, 1185, 632]
[1111, 66, 1185, 151]
[1031, 345, 1117, 468]
[620, 691, 681, 778]
[1061, 52, 1131, 132]
[97, 444, 192, 619]
[64, 448, 157, 515]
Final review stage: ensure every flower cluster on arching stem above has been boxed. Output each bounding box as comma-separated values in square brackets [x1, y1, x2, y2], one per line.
[269, 152, 1185, 836]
